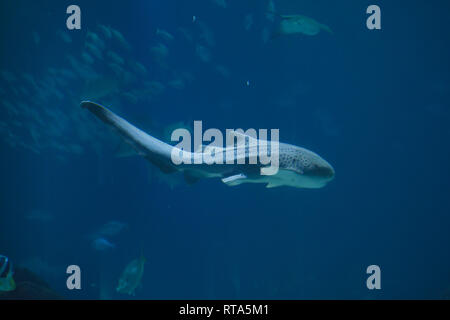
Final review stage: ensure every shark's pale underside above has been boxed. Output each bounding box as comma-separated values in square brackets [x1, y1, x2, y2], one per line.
[81, 101, 335, 189]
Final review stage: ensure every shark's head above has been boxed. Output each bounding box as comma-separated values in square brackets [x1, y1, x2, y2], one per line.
[270, 144, 335, 189]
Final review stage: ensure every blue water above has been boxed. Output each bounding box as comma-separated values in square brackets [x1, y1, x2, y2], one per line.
[1, 0, 450, 299]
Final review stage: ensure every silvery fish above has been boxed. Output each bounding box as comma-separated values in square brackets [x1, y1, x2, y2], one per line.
[116, 255, 146, 296]
[0, 255, 16, 292]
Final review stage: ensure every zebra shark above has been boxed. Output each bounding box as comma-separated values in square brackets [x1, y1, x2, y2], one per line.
[81, 101, 335, 189]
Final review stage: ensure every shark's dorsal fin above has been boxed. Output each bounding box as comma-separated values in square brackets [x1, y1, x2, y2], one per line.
[228, 131, 259, 145]
[222, 173, 247, 186]
[229, 131, 257, 139]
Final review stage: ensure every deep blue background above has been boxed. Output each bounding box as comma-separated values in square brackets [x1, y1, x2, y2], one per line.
[1, 0, 450, 299]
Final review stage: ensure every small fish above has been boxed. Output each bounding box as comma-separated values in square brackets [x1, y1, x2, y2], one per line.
[25, 209, 53, 222]
[85, 42, 103, 60]
[261, 27, 271, 44]
[168, 78, 185, 90]
[107, 51, 124, 65]
[116, 255, 146, 296]
[244, 14, 254, 31]
[211, 0, 227, 8]
[92, 238, 115, 251]
[215, 65, 231, 78]
[57, 29, 72, 43]
[156, 28, 174, 42]
[272, 14, 332, 38]
[178, 27, 193, 43]
[98, 221, 128, 237]
[130, 61, 148, 76]
[110, 27, 131, 51]
[265, 0, 275, 22]
[32, 31, 40, 45]
[144, 81, 165, 96]
[1, 71, 17, 83]
[86, 31, 105, 49]
[81, 51, 95, 65]
[108, 63, 124, 77]
[98, 24, 112, 39]
[150, 43, 169, 66]
[196, 44, 211, 63]
[0, 255, 16, 292]
[198, 21, 215, 47]
[82, 76, 119, 99]
[150, 43, 169, 56]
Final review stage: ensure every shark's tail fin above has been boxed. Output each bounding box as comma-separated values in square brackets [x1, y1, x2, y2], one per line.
[81, 101, 177, 174]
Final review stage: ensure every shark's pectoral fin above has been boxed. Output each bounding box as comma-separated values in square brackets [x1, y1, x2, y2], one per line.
[222, 173, 248, 186]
